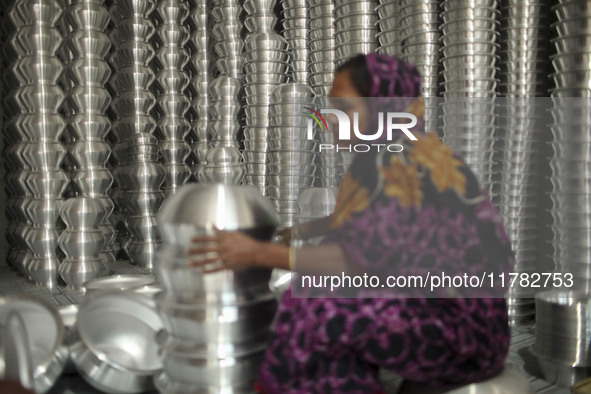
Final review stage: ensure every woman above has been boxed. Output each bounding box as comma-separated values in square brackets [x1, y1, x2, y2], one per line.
[188, 53, 514, 393]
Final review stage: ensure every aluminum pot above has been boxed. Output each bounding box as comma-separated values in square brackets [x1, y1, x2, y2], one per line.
[155, 294, 277, 343]
[0, 295, 68, 394]
[71, 290, 164, 394]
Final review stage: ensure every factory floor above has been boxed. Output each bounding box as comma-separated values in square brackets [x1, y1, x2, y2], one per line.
[0, 264, 572, 394]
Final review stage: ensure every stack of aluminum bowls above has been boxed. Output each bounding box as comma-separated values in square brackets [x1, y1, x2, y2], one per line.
[243, 0, 278, 34]
[313, 97, 341, 188]
[549, 1, 591, 292]
[186, 0, 213, 181]
[534, 291, 591, 387]
[207, 75, 242, 149]
[333, 0, 378, 68]
[308, 0, 335, 96]
[267, 83, 316, 227]
[58, 198, 108, 289]
[154, 184, 278, 393]
[211, 0, 243, 79]
[280, 0, 308, 83]
[57, 1, 115, 288]
[6, 0, 68, 288]
[109, 0, 159, 265]
[242, 31, 290, 196]
[152, 0, 192, 196]
[120, 134, 166, 269]
[498, 0, 553, 326]
[440, 0, 500, 197]
[199, 146, 245, 184]
[398, 0, 440, 132]
[376, 0, 402, 57]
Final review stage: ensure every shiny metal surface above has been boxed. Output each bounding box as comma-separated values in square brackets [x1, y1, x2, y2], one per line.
[0, 312, 34, 390]
[156, 295, 277, 343]
[84, 275, 155, 294]
[157, 183, 278, 246]
[71, 291, 163, 393]
[0, 295, 67, 394]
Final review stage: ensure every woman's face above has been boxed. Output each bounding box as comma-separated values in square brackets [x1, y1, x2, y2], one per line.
[328, 69, 369, 146]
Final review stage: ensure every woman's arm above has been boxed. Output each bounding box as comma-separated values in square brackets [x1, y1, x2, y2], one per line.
[188, 231, 353, 276]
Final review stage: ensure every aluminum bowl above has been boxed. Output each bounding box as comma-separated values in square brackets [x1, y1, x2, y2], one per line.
[71, 291, 163, 393]
[242, 150, 269, 163]
[268, 139, 317, 151]
[155, 294, 277, 343]
[0, 295, 68, 394]
[243, 127, 270, 141]
[243, 60, 290, 75]
[244, 32, 288, 52]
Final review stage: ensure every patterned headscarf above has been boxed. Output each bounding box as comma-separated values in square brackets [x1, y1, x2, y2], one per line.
[361, 53, 426, 136]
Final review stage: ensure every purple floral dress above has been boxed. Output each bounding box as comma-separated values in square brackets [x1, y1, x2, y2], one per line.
[256, 54, 514, 393]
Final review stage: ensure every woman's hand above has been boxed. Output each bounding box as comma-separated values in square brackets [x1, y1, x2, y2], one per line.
[187, 229, 265, 273]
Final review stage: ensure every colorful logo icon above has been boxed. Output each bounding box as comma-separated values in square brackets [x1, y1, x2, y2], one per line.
[303, 107, 328, 131]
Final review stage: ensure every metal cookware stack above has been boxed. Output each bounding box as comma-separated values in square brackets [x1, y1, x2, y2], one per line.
[244, 0, 278, 33]
[211, 0, 243, 79]
[207, 75, 242, 151]
[267, 83, 317, 227]
[376, 0, 401, 58]
[497, 0, 552, 326]
[534, 291, 591, 387]
[548, 1, 591, 292]
[154, 184, 279, 393]
[308, 0, 335, 97]
[186, 0, 212, 181]
[58, 1, 115, 288]
[440, 0, 499, 198]
[6, 0, 68, 288]
[398, 0, 441, 132]
[109, 0, 167, 269]
[242, 31, 290, 196]
[120, 133, 166, 269]
[280, 0, 308, 84]
[152, 0, 192, 196]
[199, 146, 245, 184]
[333, 0, 378, 68]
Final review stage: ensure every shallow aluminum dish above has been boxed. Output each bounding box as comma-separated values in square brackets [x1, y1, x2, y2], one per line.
[71, 290, 163, 393]
[83, 275, 155, 294]
[0, 295, 67, 394]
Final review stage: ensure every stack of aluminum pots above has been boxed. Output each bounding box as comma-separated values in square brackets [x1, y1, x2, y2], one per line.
[186, 0, 213, 181]
[211, 0, 243, 79]
[207, 75, 242, 149]
[297, 187, 336, 224]
[398, 0, 441, 132]
[6, 0, 68, 288]
[244, 0, 278, 33]
[242, 31, 290, 196]
[109, 0, 164, 269]
[120, 133, 166, 269]
[267, 83, 316, 227]
[498, 0, 552, 326]
[440, 0, 500, 198]
[280, 0, 308, 83]
[376, 0, 401, 57]
[313, 97, 341, 188]
[549, 0, 591, 292]
[152, 0, 192, 196]
[308, 0, 335, 96]
[199, 146, 245, 184]
[534, 291, 591, 387]
[333, 0, 378, 68]
[154, 184, 278, 393]
[58, 1, 115, 287]
[58, 198, 108, 288]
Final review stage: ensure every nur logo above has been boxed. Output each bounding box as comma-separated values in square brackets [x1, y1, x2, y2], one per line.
[303, 108, 418, 153]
